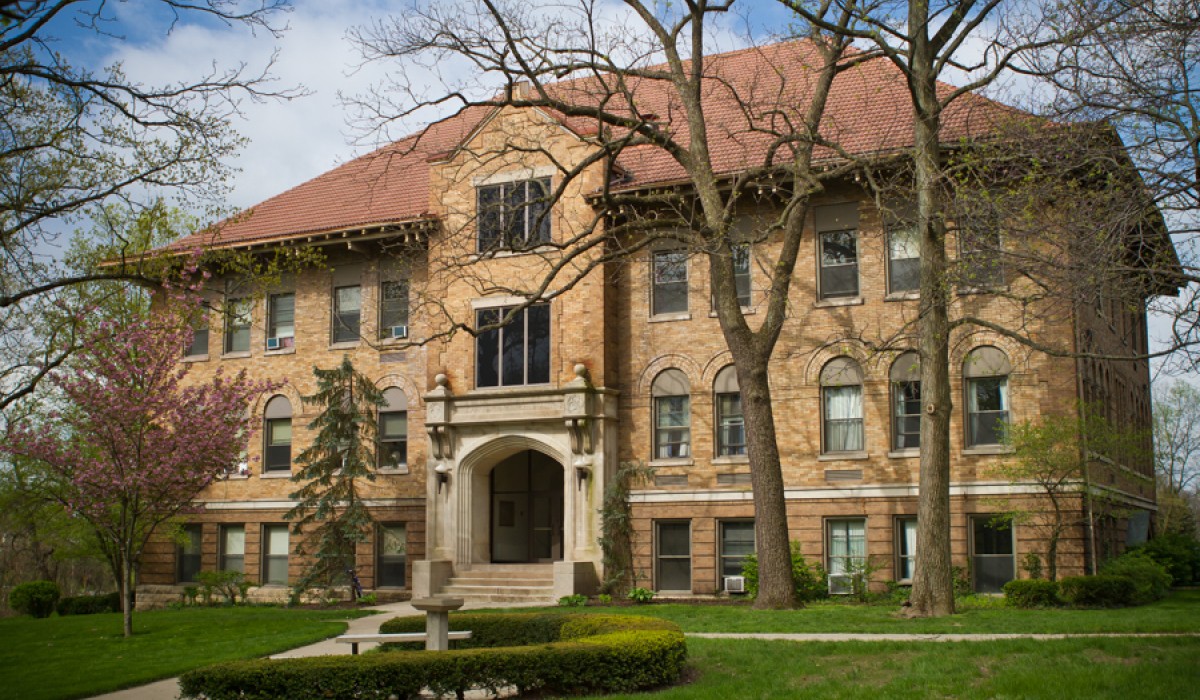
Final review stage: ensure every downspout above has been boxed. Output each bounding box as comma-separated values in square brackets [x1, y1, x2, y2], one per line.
[1074, 306, 1098, 575]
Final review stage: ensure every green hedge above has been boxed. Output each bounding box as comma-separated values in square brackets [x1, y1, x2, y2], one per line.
[1002, 579, 1061, 608]
[179, 613, 686, 700]
[56, 592, 121, 616]
[1058, 575, 1136, 608]
[1100, 552, 1172, 605]
[8, 580, 60, 619]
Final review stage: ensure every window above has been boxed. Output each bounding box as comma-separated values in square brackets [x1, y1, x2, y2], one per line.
[719, 521, 755, 587]
[896, 518, 917, 582]
[826, 518, 866, 576]
[714, 365, 745, 457]
[964, 346, 1011, 446]
[377, 523, 407, 588]
[477, 177, 551, 251]
[187, 314, 209, 357]
[652, 250, 688, 316]
[891, 352, 921, 450]
[958, 214, 1004, 288]
[379, 280, 409, 340]
[262, 524, 289, 585]
[712, 245, 752, 310]
[888, 223, 920, 294]
[378, 388, 408, 470]
[652, 369, 691, 459]
[177, 524, 202, 583]
[220, 525, 245, 573]
[332, 285, 361, 343]
[475, 304, 550, 387]
[655, 521, 691, 591]
[821, 357, 864, 453]
[267, 293, 295, 350]
[223, 297, 252, 354]
[970, 516, 1014, 593]
[263, 395, 292, 472]
[816, 203, 860, 299]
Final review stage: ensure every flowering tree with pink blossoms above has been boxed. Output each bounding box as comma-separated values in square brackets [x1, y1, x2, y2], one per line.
[2, 304, 275, 636]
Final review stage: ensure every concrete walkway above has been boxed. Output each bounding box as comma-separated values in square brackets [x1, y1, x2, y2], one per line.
[88, 608, 1200, 700]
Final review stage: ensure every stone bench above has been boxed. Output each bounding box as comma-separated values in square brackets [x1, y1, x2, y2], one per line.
[335, 631, 472, 655]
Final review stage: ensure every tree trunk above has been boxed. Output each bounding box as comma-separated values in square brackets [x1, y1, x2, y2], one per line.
[121, 553, 134, 637]
[904, 16, 956, 617]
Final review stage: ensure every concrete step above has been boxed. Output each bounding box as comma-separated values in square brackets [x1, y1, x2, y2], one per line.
[448, 576, 553, 587]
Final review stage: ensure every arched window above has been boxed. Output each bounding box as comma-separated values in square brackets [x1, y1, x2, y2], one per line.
[821, 357, 864, 454]
[652, 369, 691, 459]
[263, 395, 292, 473]
[714, 365, 745, 457]
[963, 346, 1011, 446]
[378, 387, 408, 470]
[890, 352, 921, 451]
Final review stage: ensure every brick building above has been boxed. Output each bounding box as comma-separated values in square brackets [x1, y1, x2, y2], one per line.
[139, 40, 1172, 604]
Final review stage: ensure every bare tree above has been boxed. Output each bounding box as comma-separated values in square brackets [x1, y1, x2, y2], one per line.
[1153, 380, 1200, 533]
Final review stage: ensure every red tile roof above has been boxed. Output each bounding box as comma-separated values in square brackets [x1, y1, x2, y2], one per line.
[171, 40, 1026, 251]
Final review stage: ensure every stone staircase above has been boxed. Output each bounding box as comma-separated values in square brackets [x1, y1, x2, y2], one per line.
[439, 563, 556, 604]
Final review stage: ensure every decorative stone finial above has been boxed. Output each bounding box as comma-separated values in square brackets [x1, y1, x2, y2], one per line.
[435, 373, 448, 388]
[574, 363, 588, 378]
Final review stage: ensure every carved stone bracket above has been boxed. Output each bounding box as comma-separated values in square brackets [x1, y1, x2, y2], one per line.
[428, 424, 454, 460]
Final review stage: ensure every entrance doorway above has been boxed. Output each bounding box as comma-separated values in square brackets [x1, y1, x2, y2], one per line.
[490, 451, 564, 563]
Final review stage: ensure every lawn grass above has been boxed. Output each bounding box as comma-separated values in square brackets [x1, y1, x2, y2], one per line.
[502, 588, 1200, 634]
[0, 606, 372, 700]
[589, 636, 1200, 699]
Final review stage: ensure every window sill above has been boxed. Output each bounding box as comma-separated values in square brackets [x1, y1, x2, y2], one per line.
[222, 474, 250, 481]
[378, 466, 410, 475]
[708, 307, 756, 318]
[814, 296, 863, 308]
[265, 347, 296, 357]
[649, 312, 691, 323]
[961, 445, 1012, 456]
[818, 451, 869, 462]
[328, 341, 360, 350]
[956, 285, 1008, 296]
[885, 291, 920, 301]
[221, 351, 252, 360]
[261, 471, 293, 479]
[377, 336, 411, 347]
[472, 244, 556, 261]
[183, 354, 209, 363]
[649, 457, 694, 467]
[887, 449, 920, 459]
[712, 455, 750, 465]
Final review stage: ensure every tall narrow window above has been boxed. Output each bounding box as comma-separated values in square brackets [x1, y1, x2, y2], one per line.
[377, 523, 407, 588]
[655, 521, 691, 591]
[890, 352, 921, 450]
[477, 177, 552, 251]
[332, 285, 361, 343]
[177, 524, 202, 583]
[262, 524, 289, 586]
[263, 395, 292, 472]
[652, 250, 688, 316]
[958, 214, 1005, 288]
[712, 244, 752, 310]
[266, 292, 295, 350]
[714, 365, 745, 457]
[223, 297, 252, 354]
[719, 520, 755, 587]
[652, 369, 691, 459]
[378, 388, 408, 470]
[970, 516, 1014, 593]
[964, 346, 1011, 446]
[896, 518, 917, 582]
[379, 280, 410, 340]
[821, 357, 864, 453]
[220, 525, 245, 573]
[475, 304, 551, 388]
[816, 203, 860, 299]
[187, 313, 210, 358]
[888, 223, 920, 294]
[827, 518, 866, 577]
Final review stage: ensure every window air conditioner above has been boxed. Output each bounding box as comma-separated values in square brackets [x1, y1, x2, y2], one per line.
[390, 325, 408, 339]
[723, 575, 747, 594]
[266, 337, 281, 350]
[828, 573, 854, 595]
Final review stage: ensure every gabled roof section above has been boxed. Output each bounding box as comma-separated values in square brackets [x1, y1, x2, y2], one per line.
[170, 40, 1029, 251]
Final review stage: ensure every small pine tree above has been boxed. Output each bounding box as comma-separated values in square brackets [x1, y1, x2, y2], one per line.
[286, 356, 385, 599]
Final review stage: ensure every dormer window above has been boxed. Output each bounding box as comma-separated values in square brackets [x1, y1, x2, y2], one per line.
[477, 177, 551, 251]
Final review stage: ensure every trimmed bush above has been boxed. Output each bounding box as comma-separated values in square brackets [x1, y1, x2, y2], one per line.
[1100, 552, 1172, 605]
[8, 580, 60, 618]
[1134, 533, 1200, 585]
[180, 613, 686, 700]
[56, 592, 121, 616]
[1057, 575, 1136, 608]
[1002, 579, 1061, 608]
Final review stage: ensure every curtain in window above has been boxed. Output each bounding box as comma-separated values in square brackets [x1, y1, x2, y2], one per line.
[829, 520, 866, 575]
[824, 386, 863, 452]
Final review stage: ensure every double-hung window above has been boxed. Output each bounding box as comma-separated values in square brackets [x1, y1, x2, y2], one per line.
[378, 388, 408, 470]
[816, 203, 860, 299]
[891, 352, 921, 450]
[186, 312, 209, 358]
[379, 280, 410, 340]
[475, 304, 550, 387]
[262, 524, 289, 586]
[224, 297, 252, 354]
[651, 369, 691, 459]
[477, 177, 551, 251]
[332, 285, 361, 343]
[177, 525, 202, 583]
[896, 518, 917, 582]
[964, 346, 1011, 447]
[714, 365, 745, 457]
[267, 293, 295, 350]
[655, 521, 691, 591]
[888, 223, 920, 294]
[377, 524, 407, 588]
[821, 357, 864, 453]
[958, 214, 1005, 288]
[827, 518, 866, 577]
[652, 250, 688, 316]
[263, 395, 292, 473]
[220, 525, 245, 573]
[719, 521, 755, 587]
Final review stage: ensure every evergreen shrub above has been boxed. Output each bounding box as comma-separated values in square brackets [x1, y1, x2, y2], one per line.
[1002, 579, 1061, 608]
[1057, 575, 1136, 608]
[1100, 552, 1172, 604]
[8, 580, 60, 618]
[56, 592, 121, 616]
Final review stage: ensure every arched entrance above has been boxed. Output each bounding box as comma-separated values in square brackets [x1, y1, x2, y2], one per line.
[489, 450, 564, 563]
